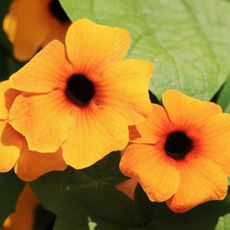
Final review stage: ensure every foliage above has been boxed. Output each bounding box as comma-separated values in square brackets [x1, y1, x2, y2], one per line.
[0, 0, 230, 229]
[0, 171, 24, 226]
[60, 0, 230, 101]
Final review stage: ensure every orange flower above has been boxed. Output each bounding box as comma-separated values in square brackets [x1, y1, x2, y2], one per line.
[120, 90, 230, 213]
[3, 0, 71, 61]
[8, 19, 153, 170]
[0, 81, 67, 181]
[2, 184, 39, 230]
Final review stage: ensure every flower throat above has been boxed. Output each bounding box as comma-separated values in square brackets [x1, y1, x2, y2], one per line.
[65, 74, 95, 106]
[164, 131, 193, 160]
[49, 0, 70, 24]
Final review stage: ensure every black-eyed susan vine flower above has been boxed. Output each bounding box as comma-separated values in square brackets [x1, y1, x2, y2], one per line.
[8, 19, 153, 170]
[3, 0, 71, 61]
[120, 90, 230, 213]
[0, 81, 67, 181]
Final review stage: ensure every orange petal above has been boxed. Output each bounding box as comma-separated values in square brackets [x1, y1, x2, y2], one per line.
[120, 143, 179, 202]
[198, 113, 230, 175]
[62, 107, 129, 169]
[10, 40, 73, 93]
[0, 81, 11, 119]
[15, 146, 67, 182]
[4, 0, 52, 61]
[66, 19, 130, 74]
[2, 213, 14, 230]
[9, 91, 75, 152]
[130, 104, 174, 144]
[3, 1, 17, 44]
[0, 81, 19, 120]
[162, 90, 222, 131]
[42, 20, 70, 46]
[98, 60, 153, 124]
[10, 184, 39, 230]
[115, 178, 137, 200]
[128, 125, 142, 142]
[0, 121, 22, 172]
[167, 155, 227, 213]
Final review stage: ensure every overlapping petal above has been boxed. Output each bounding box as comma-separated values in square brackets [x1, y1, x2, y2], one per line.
[0, 82, 11, 119]
[0, 80, 67, 180]
[129, 104, 173, 144]
[162, 90, 222, 130]
[0, 121, 22, 172]
[0, 81, 19, 120]
[9, 91, 75, 152]
[15, 147, 67, 181]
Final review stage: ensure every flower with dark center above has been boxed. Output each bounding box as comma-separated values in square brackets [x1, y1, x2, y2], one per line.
[9, 19, 153, 170]
[120, 90, 230, 213]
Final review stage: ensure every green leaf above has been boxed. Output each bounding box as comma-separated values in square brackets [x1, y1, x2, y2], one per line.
[0, 44, 24, 81]
[135, 185, 230, 230]
[0, 171, 24, 225]
[81, 151, 128, 185]
[93, 221, 139, 230]
[34, 205, 56, 230]
[31, 153, 141, 230]
[0, 45, 9, 81]
[215, 213, 230, 230]
[60, 0, 230, 100]
[217, 75, 230, 113]
[88, 219, 144, 230]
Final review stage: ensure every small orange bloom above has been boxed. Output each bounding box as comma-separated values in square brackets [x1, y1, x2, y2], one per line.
[9, 19, 153, 170]
[3, 0, 71, 61]
[2, 184, 39, 230]
[120, 90, 230, 213]
[0, 81, 67, 181]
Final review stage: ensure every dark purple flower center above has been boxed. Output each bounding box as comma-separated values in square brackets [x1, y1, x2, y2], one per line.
[164, 131, 193, 160]
[65, 74, 95, 106]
